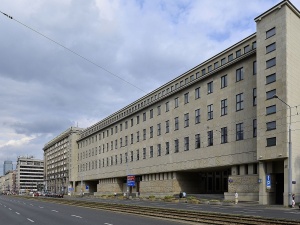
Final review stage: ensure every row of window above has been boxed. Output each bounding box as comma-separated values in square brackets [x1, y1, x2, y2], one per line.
[78, 128, 276, 171]
[264, 26, 277, 148]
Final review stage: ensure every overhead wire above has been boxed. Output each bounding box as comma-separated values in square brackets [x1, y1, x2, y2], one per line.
[0, 10, 147, 94]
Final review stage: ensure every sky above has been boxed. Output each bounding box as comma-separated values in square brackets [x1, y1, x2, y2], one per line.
[1, 0, 300, 175]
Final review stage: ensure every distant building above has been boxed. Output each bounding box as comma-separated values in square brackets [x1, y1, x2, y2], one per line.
[3, 161, 13, 175]
[43, 127, 84, 194]
[16, 156, 44, 194]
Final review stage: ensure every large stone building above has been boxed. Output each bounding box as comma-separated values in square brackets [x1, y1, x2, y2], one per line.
[16, 156, 44, 194]
[43, 127, 83, 194]
[44, 0, 300, 206]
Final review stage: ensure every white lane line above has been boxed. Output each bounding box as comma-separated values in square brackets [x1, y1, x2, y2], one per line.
[39, 206, 44, 208]
[51, 210, 58, 213]
[104, 223, 113, 225]
[9, 208, 12, 210]
[71, 215, 82, 219]
[16, 212, 20, 215]
[30, 204, 33, 206]
[27, 218, 34, 223]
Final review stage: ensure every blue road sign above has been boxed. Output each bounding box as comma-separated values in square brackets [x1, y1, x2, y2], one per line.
[266, 175, 271, 189]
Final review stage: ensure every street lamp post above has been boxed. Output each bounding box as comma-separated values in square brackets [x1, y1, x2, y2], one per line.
[273, 94, 292, 206]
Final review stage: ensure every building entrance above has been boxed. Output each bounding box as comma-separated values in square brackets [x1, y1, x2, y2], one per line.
[201, 170, 230, 193]
[275, 173, 284, 204]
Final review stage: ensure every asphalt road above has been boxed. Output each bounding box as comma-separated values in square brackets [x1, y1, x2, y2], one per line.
[0, 195, 185, 225]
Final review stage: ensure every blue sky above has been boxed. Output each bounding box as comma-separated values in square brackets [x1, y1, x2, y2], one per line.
[1, 0, 299, 175]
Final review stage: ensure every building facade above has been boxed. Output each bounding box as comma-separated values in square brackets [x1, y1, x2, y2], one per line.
[63, 0, 300, 206]
[43, 127, 83, 194]
[16, 156, 44, 194]
[3, 161, 13, 175]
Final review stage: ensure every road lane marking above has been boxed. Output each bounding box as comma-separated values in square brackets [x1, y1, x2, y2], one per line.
[16, 212, 20, 215]
[71, 215, 82, 218]
[51, 210, 58, 212]
[9, 208, 12, 210]
[104, 223, 113, 225]
[27, 218, 34, 223]
[39, 206, 44, 208]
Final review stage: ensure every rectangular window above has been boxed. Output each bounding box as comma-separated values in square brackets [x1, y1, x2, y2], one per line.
[208, 65, 212, 72]
[143, 112, 146, 121]
[207, 104, 213, 120]
[157, 106, 161, 115]
[130, 134, 133, 144]
[174, 97, 179, 108]
[214, 62, 219, 69]
[166, 142, 170, 155]
[221, 127, 227, 144]
[228, 54, 233, 62]
[252, 41, 257, 49]
[137, 115, 140, 124]
[267, 137, 276, 146]
[165, 102, 169, 112]
[185, 78, 189, 84]
[266, 57, 276, 69]
[130, 151, 133, 162]
[184, 92, 189, 104]
[236, 49, 241, 57]
[175, 117, 179, 130]
[236, 67, 244, 81]
[150, 126, 153, 138]
[221, 58, 226, 65]
[207, 81, 213, 94]
[208, 130, 213, 146]
[136, 150, 139, 161]
[150, 146, 153, 158]
[236, 123, 244, 141]
[196, 72, 200, 79]
[236, 93, 244, 111]
[184, 137, 189, 151]
[266, 73, 276, 84]
[143, 129, 146, 140]
[267, 121, 276, 131]
[195, 109, 200, 124]
[120, 123, 123, 131]
[202, 69, 206, 75]
[253, 88, 257, 106]
[125, 136, 128, 146]
[266, 105, 276, 115]
[266, 42, 276, 54]
[130, 118, 133, 127]
[157, 123, 161, 136]
[266, 27, 276, 39]
[221, 99, 227, 116]
[266, 89, 276, 100]
[150, 109, 153, 119]
[137, 131, 140, 142]
[143, 148, 146, 159]
[157, 144, 161, 156]
[253, 61, 257, 75]
[195, 87, 200, 99]
[184, 113, 189, 127]
[166, 120, 170, 133]
[174, 139, 179, 153]
[125, 121, 128, 129]
[253, 119, 257, 137]
[195, 134, 200, 149]
[221, 75, 227, 88]
[244, 45, 250, 53]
